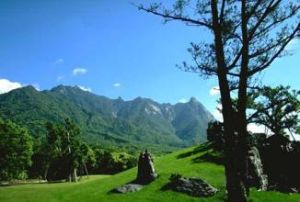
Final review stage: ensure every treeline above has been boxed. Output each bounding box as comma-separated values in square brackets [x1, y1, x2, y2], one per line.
[0, 118, 137, 182]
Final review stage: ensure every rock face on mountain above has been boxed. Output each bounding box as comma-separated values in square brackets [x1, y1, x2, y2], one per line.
[0, 85, 214, 148]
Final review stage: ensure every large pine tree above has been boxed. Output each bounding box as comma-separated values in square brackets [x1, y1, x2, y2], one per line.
[138, 1, 300, 201]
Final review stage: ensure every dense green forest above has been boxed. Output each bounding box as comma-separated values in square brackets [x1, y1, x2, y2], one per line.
[0, 117, 137, 182]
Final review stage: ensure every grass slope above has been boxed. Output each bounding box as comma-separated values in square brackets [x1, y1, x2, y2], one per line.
[1, 144, 300, 202]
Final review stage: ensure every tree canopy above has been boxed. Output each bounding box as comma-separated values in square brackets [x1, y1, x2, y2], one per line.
[0, 118, 33, 181]
[248, 85, 300, 137]
[45, 119, 94, 182]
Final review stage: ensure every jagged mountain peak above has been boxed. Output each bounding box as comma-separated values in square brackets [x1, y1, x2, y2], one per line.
[189, 96, 198, 103]
[0, 85, 214, 148]
[51, 85, 88, 94]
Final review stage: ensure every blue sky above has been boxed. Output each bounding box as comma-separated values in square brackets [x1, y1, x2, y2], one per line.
[0, 0, 299, 116]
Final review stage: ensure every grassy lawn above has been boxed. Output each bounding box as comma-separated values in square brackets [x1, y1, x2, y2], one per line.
[0, 144, 299, 202]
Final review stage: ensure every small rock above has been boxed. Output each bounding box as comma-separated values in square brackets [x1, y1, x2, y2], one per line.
[113, 183, 144, 193]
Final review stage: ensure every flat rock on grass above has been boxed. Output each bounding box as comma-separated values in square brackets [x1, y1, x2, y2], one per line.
[166, 175, 218, 197]
[113, 183, 144, 193]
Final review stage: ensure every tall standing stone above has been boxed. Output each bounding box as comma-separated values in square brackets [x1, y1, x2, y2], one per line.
[136, 150, 157, 184]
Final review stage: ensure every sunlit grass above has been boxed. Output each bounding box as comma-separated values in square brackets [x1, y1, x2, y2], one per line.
[0, 144, 299, 202]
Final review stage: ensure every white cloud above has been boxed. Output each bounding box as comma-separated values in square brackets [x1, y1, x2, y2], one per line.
[78, 85, 92, 92]
[247, 124, 300, 142]
[72, 68, 87, 76]
[212, 106, 270, 133]
[113, 82, 121, 88]
[178, 98, 188, 103]
[54, 58, 64, 65]
[212, 103, 223, 122]
[56, 76, 64, 82]
[212, 109, 268, 133]
[247, 123, 267, 134]
[210, 86, 220, 96]
[0, 79, 23, 94]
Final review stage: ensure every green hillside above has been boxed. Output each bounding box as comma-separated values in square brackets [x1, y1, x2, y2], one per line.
[0, 85, 214, 152]
[1, 144, 299, 202]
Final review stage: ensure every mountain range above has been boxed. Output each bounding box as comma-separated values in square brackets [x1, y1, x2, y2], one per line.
[0, 85, 214, 150]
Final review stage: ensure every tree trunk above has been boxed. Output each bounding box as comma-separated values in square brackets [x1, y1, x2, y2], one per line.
[236, 0, 250, 196]
[83, 163, 89, 176]
[220, 74, 248, 202]
[43, 166, 49, 181]
[211, 0, 248, 201]
[69, 168, 77, 182]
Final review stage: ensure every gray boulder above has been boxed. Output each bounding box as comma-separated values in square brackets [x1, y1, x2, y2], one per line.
[167, 174, 218, 197]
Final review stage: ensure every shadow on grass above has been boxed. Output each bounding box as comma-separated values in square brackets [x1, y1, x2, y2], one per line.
[192, 150, 224, 165]
[177, 143, 213, 159]
[160, 179, 175, 192]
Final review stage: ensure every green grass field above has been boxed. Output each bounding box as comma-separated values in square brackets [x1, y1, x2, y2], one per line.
[1, 144, 300, 202]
